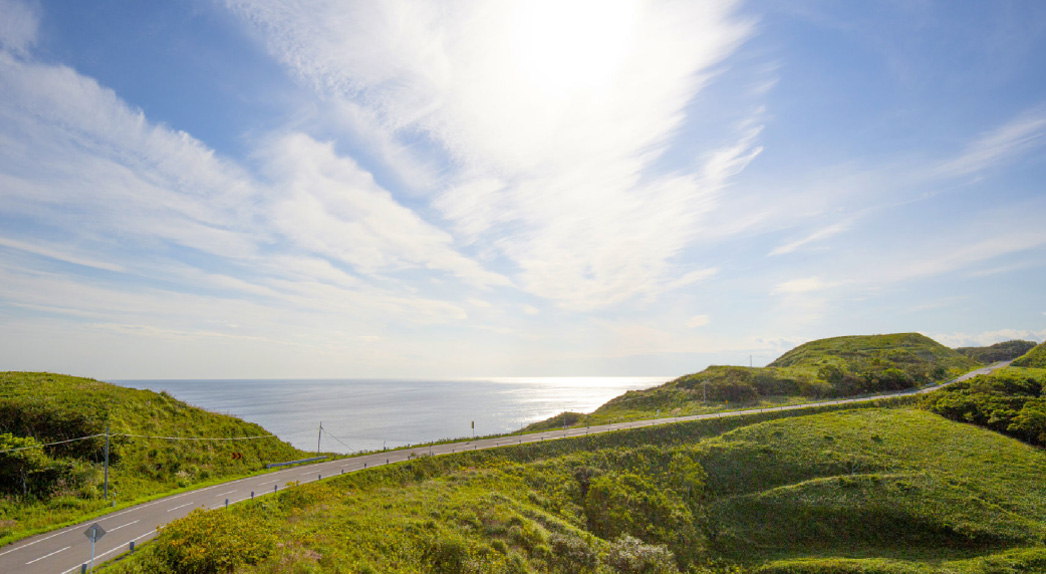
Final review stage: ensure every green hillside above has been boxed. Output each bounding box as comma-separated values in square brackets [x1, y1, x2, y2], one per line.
[104, 403, 1046, 574]
[531, 333, 979, 429]
[1012, 341, 1046, 368]
[956, 340, 1037, 364]
[0, 372, 306, 544]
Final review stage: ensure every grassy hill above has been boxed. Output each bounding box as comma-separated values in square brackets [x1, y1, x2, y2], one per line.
[1012, 341, 1046, 368]
[956, 340, 1038, 364]
[530, 333, 979, 429]
[0, 372, 306, 544]
[103, 400, 1046, 574]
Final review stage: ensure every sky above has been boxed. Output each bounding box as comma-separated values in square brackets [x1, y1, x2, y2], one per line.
[0, 0, 1044, 380]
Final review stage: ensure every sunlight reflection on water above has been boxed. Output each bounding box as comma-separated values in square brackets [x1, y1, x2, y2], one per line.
[117, 377, 667, 453]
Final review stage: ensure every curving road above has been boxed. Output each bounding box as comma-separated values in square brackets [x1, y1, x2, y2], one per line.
[0, 361, 1010, 573]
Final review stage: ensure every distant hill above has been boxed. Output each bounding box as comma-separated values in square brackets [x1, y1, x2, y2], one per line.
[529, 333, 979, 429]
[0, 372, 305, 543]
[956, 340, 1037, 364]
[1012, 341, 1046, 368]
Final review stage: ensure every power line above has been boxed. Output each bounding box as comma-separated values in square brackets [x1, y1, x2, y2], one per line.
[319, 427, 355, 452]
[114, 433, 278, 441]
[0, 433, 106, 455]
[0, 431, 278, 455]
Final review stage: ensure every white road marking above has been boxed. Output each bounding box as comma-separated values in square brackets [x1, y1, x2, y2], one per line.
[214, 490, 236, 497]
[0, 529, 66, 557]
[108, 520, 139, 532]
[25, 546, 69, 565]
[166, 502, 195, 512]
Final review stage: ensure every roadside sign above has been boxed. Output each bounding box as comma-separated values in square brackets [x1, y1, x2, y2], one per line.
[84, 523, 106, 542]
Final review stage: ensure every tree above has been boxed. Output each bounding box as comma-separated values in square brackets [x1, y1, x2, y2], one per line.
[0, 433, 52, 498]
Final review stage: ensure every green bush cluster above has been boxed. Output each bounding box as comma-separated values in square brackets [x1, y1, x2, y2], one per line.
[922, 367, 1046, 446]
[145, 508, 277, 574]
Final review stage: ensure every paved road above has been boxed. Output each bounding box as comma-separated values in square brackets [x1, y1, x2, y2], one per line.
[1, 361, 1010, 573]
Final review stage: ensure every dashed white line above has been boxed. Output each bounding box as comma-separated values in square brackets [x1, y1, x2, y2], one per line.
[0, 529, 66, 557]
[25, 546, 69, 565]
[166, 502, 195, 512]
[108, 520, 139, 532]
[214, 490, 236, 497]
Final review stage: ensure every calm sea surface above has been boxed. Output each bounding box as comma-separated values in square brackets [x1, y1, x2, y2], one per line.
[116, 377, 667, 453]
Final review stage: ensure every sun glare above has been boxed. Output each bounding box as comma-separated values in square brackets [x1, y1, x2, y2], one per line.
[510, 0, 637, 98]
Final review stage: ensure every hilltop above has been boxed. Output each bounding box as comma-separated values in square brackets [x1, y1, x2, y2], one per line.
[956, 340, 1038, 364]
[1012, 341, 1046, 368]
[530, 333, 978, 429]
[0, 372, 306, 544]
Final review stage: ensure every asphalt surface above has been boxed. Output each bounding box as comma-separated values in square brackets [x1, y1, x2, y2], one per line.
[1, 361, 1010, 573]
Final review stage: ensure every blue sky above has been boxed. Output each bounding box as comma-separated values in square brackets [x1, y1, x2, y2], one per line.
[0, 0, 1043, 379]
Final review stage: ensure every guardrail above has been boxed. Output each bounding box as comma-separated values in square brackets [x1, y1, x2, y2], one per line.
[265, 456, 328, 469]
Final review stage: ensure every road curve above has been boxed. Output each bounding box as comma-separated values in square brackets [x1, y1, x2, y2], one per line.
[1, 361, 1011, 574]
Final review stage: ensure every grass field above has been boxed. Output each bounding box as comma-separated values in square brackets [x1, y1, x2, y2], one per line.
[101, 400, 1046, 574]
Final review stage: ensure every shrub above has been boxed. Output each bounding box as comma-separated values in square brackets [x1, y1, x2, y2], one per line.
[604, 534, 679, 574]
[149, 508, 277, 574]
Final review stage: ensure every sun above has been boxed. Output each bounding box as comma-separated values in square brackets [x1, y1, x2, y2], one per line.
[510, 0, 637, 98]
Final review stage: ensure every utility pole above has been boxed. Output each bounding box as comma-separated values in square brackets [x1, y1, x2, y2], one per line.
[317, 422, 322, 454]
[750, 354, 753, 368]
[103, 425, 110, 500]
[702, 381, 707, 402]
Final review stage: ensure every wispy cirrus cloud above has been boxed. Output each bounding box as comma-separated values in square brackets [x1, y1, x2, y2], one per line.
[225, 0, 759, 309]
[768, 221, 849, 256]
[935, 106, 1046, 179]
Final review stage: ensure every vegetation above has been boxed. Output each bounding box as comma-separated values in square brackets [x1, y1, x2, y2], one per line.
[531, 333, 979, 429]
[923, 366, 1046, 447]
[1012, 341, 1046, 368]
[102, 402, 1046, 574]
[0, 372, 306, 544]
[956, 340, 1037, 364]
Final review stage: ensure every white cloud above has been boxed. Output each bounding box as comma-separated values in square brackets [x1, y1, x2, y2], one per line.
[930, 329, 1046, 348]
[0, 236, 126, 272]
[768, 221, 849, 256]
[772, 276, 840, 294]
[257, 133, 509, 288]
[686, 314, 710, 328]
[0, 51, 261, 261]
[225, 0, 757, 309]
[0, 0, 38, 54]
[936, 106, 1046, 179]
[884, 228, 1046, 284]
[664, 268, 720, 292]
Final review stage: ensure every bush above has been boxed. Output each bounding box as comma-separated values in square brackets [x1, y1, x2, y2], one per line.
[149, 508, 277, 574]
[604, 535, 679, 574]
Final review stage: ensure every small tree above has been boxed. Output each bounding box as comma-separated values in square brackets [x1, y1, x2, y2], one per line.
[0, 433, 52, 498]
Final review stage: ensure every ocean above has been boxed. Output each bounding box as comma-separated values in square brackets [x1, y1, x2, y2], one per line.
[116, 377, 666, 453]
